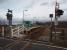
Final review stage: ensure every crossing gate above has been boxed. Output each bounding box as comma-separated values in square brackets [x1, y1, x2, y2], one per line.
[11, 26, 25, 38]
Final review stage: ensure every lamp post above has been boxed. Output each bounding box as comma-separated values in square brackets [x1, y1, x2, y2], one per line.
[23, 10, 28, 27]
[23, 10, 28, 34]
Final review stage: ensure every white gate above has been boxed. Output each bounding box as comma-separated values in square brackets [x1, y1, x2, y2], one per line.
[11, 26, 25, 38]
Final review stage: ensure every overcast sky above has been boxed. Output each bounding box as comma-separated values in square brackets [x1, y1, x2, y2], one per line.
[0, 0, 67, 24]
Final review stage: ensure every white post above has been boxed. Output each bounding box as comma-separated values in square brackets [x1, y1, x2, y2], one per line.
[10, 26, 13, 37]
[2, 26, 4, 37]
[18, 26, 20, 37]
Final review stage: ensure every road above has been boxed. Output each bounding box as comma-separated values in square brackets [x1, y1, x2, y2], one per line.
[0, 37, 14, 48]
[0, 37, 67, 50]
[26, 42, 67, 50]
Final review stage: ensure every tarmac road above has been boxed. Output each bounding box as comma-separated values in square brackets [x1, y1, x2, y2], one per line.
[26, 43, 67, 50]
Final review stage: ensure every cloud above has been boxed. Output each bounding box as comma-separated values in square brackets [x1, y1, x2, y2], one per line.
[0, 0, 67, 24]
[0, 0, 7, 3]
[40, 2, 48, 6]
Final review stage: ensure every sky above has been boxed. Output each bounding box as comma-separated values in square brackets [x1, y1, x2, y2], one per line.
[0, 0, 67, 24]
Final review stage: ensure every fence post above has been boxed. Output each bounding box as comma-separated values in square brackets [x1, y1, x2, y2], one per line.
[2, 26, 4, 37]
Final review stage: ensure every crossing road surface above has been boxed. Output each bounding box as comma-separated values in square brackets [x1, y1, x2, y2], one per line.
[0, 37, 14, 48]
[0, 37, 67, 50]
[26, 43, 67, 50]
[10, 42, 28, 50]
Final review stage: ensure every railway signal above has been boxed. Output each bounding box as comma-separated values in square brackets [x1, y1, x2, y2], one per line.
[49, 0, 64, 42]
[49, 14, 53, 42]
[56, 9, 64, 17]
[54, 0, 64, 42]
[6, 9, 13, 25]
